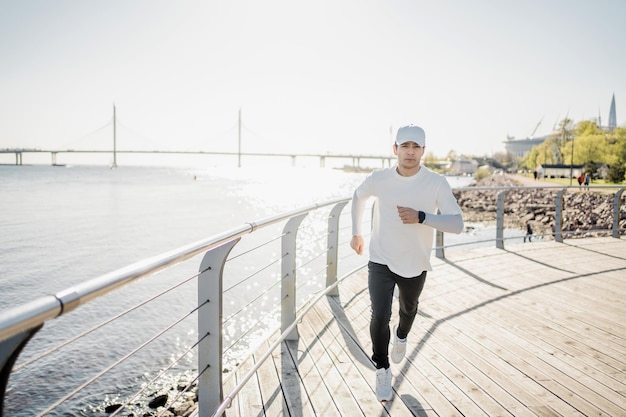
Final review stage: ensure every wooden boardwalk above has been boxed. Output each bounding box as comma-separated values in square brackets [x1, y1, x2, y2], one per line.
[222, 237, 626, 416]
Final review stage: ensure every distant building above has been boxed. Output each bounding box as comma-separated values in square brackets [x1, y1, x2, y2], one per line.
[504, 135, 550, 159]
[538, 164, 583, 179]
[447, 158, 478, 175]
[596, 163, 609, 179]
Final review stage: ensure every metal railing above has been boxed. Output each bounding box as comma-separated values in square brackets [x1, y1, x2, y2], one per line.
[0, 185, 623, 416]
[0, 196, 364, 416]
[436, 184, 625, 257]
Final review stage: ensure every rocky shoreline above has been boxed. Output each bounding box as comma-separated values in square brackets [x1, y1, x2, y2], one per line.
[102, 384, 198, 417]
[454, 174, 626, 238]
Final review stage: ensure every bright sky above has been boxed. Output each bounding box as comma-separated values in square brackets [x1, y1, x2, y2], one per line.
[1, 0, 625, 158]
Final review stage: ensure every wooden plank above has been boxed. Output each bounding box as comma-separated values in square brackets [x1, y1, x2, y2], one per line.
[435, 262, 626, 368]
[269, 341, 317, 417]
[229, 353, 264, 417]
[450, 247, 623, 400]
[292, 314, 354, 416]
[254, 338, 289, 416]
[474, 297, 626, 414]
[420, 239, 619, 414]
[418, 311, 584, 417]
[422, 244, 608, 416]
[493, 291, 626, 385]
[443, 247, 626, 358]
[309, 297, 396, 416]
[423, 327, 537, 417]
[221, 372, 240, 416]
[432, 287, 625, 416]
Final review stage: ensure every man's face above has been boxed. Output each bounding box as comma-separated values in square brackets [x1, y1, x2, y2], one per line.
[394, 141, 425, 169]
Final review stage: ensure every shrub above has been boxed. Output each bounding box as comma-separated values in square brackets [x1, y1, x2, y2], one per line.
[474, 168, 491, 181]
[607, 163, 626, 183]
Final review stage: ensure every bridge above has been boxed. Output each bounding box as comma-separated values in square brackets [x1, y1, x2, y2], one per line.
[0, 184, 624, 416]
[0, 108, 398, 169]
[0, 147, 395, 169]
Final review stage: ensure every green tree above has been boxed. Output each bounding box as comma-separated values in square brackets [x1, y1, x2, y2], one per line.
[609, 127, 626, 163]
[522, 136, 560, 169]
[574, 120, 603, 136]
[607, 164, 625, 183]
[562, 134, 609, 165]
[555, 118, 574, 164]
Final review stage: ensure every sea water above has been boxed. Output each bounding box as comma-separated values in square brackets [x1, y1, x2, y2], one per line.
[0, 164, 481, 415]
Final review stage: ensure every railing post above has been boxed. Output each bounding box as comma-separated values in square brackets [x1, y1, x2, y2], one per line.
[326, 202, 348, 295]
[0, 327, 41, 416]
[555, 189, 566, 243]
[613, 188, 625, 238]
[435, 206, 445, 258]
[496, 190, 508, 249]
[282, 214, 308, 341]
[197, 239, 240, 417]
[435, 230, 445, 259]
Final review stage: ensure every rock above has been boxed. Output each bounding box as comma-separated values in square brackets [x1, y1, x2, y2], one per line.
[148, 394, 168, 409]
[104, 403, 123, 413]
[171, 400, 197, 417]
[454, 175, 626, 238]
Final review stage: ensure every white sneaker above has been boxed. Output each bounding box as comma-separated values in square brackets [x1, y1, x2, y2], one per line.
[375, 367, 393, 402]
[390, 325, 407, 364]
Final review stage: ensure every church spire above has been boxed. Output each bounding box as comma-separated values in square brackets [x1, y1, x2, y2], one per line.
[608, 93, 616, 130]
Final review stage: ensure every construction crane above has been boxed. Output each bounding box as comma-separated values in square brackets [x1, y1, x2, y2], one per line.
[529, 117, 543, 139]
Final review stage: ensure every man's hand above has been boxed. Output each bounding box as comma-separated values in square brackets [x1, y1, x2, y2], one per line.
[397, 206, 420, 224]
[350, 235, 364, 255]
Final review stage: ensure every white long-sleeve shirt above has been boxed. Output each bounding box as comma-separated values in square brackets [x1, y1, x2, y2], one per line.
[351, 165, 463, 278]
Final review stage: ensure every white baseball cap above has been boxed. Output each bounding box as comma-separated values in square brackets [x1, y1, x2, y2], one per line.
[395, 125, 426, 147]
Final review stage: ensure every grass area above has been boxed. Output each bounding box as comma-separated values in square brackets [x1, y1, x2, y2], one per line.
[519, 174, 626, 188]
[594, 178, 626, 186]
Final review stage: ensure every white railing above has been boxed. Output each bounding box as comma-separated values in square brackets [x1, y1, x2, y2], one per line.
[0, 185, 623, 416]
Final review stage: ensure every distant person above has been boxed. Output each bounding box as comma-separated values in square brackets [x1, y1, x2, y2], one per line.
[577, 173, 584, 187]
[524, 222, 533, 242]
[533, 170, 538, 180]
[584, 173, 590, 190]
[350, 124, 464, 402]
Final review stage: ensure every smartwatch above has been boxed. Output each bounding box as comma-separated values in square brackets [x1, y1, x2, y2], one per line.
[418, 211, 425, 224]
